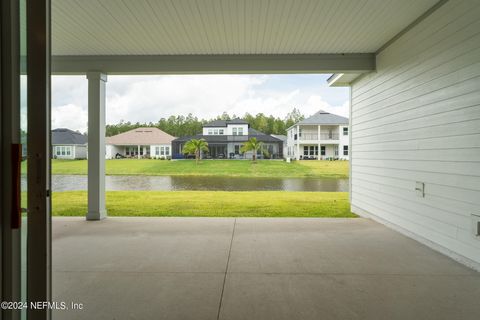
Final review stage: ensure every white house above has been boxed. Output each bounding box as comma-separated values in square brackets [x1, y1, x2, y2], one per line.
[106, 127, 175, 159]
[51, 128, 88, 159]
[286, 110, 349, 160]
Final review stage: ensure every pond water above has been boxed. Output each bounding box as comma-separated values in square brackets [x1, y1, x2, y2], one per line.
[22, 175, 348, 192]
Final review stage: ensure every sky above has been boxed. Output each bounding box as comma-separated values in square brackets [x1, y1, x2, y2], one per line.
[51, 74, 349, 133]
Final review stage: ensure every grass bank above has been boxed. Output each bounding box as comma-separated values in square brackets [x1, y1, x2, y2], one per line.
[52, 191, 354, 217]
[25, 159, 349, 178]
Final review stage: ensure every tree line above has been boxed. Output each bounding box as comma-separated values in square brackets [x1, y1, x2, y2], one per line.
[105, 108, 305, 137]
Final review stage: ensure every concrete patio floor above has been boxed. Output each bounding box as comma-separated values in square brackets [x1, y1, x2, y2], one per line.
[52, 217, 480, 320]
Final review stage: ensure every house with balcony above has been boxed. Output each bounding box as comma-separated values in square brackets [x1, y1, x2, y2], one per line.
[172, 119, 283, 159]
[286, 110, 349, 160]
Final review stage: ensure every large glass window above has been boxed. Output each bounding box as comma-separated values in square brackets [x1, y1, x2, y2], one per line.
[238, 127, 244, 135]
[232, 128, 238, 135]
[219, 129, 224, 135]
[155, 146, 160, 156]
[160, 146, 165, 156]
[334, 145, 339, 156]
[214, 129, 219, 135]
[320, 146, 326, 156]
[303, 146, 308, 155]
[166, 146, 170, 155]
[208, 129, 213, 135]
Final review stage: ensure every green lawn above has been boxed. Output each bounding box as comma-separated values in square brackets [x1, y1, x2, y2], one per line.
[52, 191, 354, 217]
[23, 159, 349, 178]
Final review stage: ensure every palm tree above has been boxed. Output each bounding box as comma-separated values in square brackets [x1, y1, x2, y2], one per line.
[240, 137, 263, 162]
[183, 138, 209, 164]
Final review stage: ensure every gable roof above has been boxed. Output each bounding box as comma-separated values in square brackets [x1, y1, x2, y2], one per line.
[271, 134, 287, 142]
[203, 118, 249, 127]
[295, 110, 349, 126]
[52, 128, 87, 145]
[106, 127, 175, 145]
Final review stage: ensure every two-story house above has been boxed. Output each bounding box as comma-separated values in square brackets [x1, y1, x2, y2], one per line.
[286, 110, 349, 160]
[172, 119, 283, 159]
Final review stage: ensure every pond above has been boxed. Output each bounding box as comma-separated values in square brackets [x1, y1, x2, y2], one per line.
[22, 175, 349, 192]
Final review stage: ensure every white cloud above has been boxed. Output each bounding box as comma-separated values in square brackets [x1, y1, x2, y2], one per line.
[51, 75, 349, 132]
[304, 95, 349, 118]
[106, 75, 267, 123]
[51, 104, 88, 133]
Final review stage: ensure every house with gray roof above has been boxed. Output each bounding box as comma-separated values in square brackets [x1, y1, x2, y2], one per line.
[286, 110, 349, 160]
[52, 128, 88, 159]
[172, 119, 283, 159]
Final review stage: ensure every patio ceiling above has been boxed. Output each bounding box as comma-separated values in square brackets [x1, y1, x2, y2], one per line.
[51, 0, 440, 75]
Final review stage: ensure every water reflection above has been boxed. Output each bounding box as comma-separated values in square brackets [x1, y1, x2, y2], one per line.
[22, 175, 348, 192]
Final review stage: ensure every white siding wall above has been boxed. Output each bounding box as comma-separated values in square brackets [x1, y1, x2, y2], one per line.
[226, 124, 248, 135]
[74, 145, 87, 159]
[351, 0, 480, 269]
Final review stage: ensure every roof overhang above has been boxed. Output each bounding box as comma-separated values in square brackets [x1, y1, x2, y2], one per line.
[51, 0, 444, 86]
[327, 73, 364, 87]
[52, 53, 375, 75]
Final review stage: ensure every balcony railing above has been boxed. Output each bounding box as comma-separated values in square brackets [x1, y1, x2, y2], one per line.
[320, 133, 339, 140]
[295, 133, 340, 141]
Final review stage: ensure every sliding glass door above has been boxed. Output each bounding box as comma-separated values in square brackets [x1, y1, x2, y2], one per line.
[1, 1, 50, 319]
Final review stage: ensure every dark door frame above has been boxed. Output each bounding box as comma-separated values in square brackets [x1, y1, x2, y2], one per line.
[26, 0, 52, 319]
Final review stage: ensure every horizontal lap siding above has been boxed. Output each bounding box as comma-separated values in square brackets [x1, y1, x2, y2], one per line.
[351, 0, 480, 267]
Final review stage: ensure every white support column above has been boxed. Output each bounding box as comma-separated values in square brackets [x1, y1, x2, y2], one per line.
[137, 145, 140, 159]
[317, 125, 321, 160]
[87, 71, 107, 220]
[296, 125, 300, 160]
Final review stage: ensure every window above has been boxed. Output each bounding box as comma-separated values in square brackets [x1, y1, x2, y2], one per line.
[234, 145, 240, 155]
[214, 129, 219, 135]
[232, 128, 238, 135]
[309, 146, 315, 156]
[66, 146, 71, 156]
[155, 146, 160, 156]
[334, 145, 339, 156]
[219, 129, 224, 135]
[238, 127, 244, 135]
[61, 146, 65, 155]
[343, 127, 348, 136]
[298, 128, 302, 138]
[303, 146, 308, 155]
[315, 146, 318, 155]
[165, 146, 170, 155]
[160, 146, 165, 156]
[320, 146, 326, 156]
[343, 145, 349, 156]
[208, 129, 213, 135]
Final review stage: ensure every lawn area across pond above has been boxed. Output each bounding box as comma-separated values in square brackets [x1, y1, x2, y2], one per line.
[52, 191, 354, 218]
[25, 159, 349, 178]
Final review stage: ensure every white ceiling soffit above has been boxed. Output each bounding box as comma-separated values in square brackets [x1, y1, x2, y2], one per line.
[52, 0, 439, 56]
[327, 73, 363, 87]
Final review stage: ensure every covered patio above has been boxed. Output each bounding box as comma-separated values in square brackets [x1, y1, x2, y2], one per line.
[7, 0, 476, 318]
[52, 217, 480, 320]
